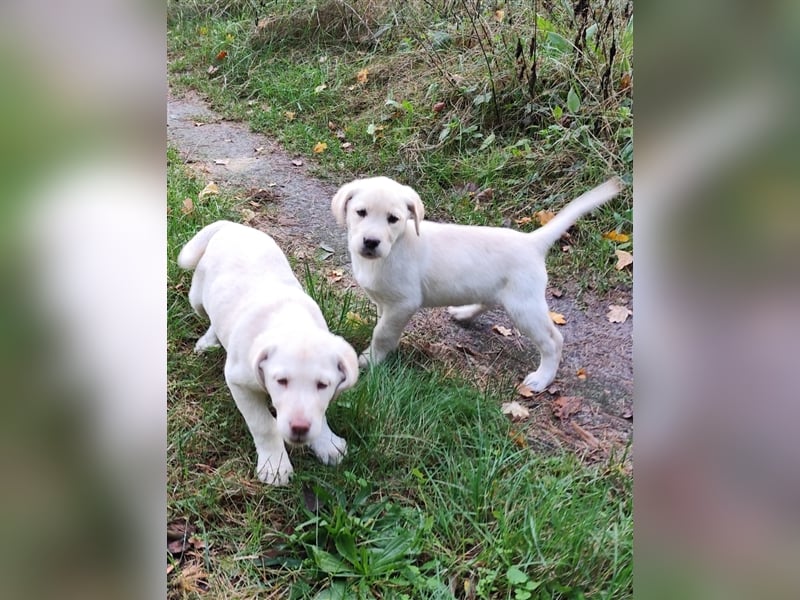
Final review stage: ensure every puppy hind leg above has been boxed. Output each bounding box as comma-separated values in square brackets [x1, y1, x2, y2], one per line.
[506, 299, 563, 392]
[194, 326, 221, 353]
[448, 303, 487, 323]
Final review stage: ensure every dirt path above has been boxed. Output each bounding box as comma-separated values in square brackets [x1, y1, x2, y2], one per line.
[168, 89, 633, 464]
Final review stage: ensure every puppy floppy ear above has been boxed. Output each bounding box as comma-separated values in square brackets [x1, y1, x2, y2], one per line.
[333, 336, 359, 394]
[331, 181, 358, 227]
[253, 346, 273, 390]
[403, 185, 425, 236]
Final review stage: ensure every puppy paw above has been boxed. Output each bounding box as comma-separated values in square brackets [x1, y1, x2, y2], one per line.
[194, 339, 221, 353]
[311, 434, 347, 466]
[255, 452, 293, 485]
[522, 370, 555, 393]
[447, 304, 484, 323]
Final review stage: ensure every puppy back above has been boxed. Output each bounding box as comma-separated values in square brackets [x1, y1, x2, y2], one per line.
[177, 220, 235, 270]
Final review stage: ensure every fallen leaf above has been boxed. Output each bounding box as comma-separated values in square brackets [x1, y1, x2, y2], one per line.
[291, 158, 303, 167]
[198, 181, 219, 199]
[341, 142, 354, 151]
[247, 188, 277, 202]
[603, 230, 630, 243]
[327, 121, 338, 130]
[474, 188, 494, 203]
[570, 421, 600, 447]
[607, 304, 632, 323]
[346, 311, 367, 325]
[174, 563, 209, 594]
[502, 401, 530, 420]
[509, 428, 528, 448]
[516, 383, 535, 398]
[576, 368, 587, 380]
[433, 101, 446, 113]
[215, 50, 228, 61]
[312, 141, 328, 154]
[241, 208, 256, 223]
[552, 396, 582, 420]
[207, 64, 219, 75]
[193, 121, 205, 127]
[284, 110, 296, 121]
[254, 145, 265, 154]
[314, 83, 327, 94]
[621, 406, 633, 420]
[494, 9, 505, 21]
[213, 158, 229, 165]
[620, 72, 632, 91]
[514, 216, 532, 225]
[549, 287, 563, 298]
[614, 249, 633, 270]
[326, 268, 344, 283]
[535, 210, 555, 225]
[181, 197, 194, 215]
[492, 324, 513, 337]
[549, 311, 566, 325]
[356, 68, 369, 84]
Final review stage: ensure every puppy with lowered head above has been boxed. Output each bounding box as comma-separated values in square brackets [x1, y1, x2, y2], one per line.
[332, 176, 622, 392]
[178, 220, 358, 485]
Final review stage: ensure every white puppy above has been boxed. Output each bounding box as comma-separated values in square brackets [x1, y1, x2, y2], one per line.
[332, 176, 622, 391]
[178, 221, 359, 485]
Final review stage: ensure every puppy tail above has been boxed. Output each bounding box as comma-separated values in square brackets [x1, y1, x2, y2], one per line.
[530, 177, 624, 251]
[177, 220, 233, 270]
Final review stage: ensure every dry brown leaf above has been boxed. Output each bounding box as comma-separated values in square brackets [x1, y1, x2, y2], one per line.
[492, 324, 513, 337]
[312, 141, 328, 153]
[356, 68, 369, 84]
[341, 142, 354, 151]
[516, 382, 535, 398]
[552, 396, 582, 420]
[198, 181, 219, 200]
[576, 368, 587, 380]
[603, 230, 630, 243]
[494, 9, 505, 21]
[284, 110, 296, 121]
[241, 208, 256, 223]
[433, 101, 446, 113]
[509, 428, 528, 448]
[501, 401, 530, 420]
[535, 210, 555, 225]
[549, 311, 566, 325]
[514, 216, 533, 225]
[181, 197, 194, 215]
[549, 287, 563, 298]
[607, 304, 632, 323]
[570, 421, 600, 447]
[291, 158, 304, 167]
[614, 249, 633, 270]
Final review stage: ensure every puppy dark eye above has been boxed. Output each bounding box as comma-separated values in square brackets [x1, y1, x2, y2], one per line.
[356, 209, 367, 217]
[387, 214, 399, 224]
[316, 381, 329, 390]
[277, 378, 288, 386]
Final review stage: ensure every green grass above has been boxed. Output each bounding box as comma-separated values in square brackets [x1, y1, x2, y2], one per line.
[167, 0, 633, 292]
[167, 147, 631, 598]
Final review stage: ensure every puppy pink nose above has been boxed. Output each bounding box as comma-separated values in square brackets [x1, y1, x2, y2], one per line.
[290, 418, 311, 437]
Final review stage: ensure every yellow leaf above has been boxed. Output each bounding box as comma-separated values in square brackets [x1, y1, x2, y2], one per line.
[603, 230, 630, 243]
[501, 401, 530, 420]
[514, 216, 533, 225]
[576, 368, 587, 380]
[181, 197, 194, 215]
[198, 181, 219, 200]
[284, 110, 296, 121]
[492, 324, 513, 337]
[535, 210, 555, 225]
[549, 311, 566, 325]
[226, 33, 234, 42]
[516, 383, 535, 398]
[313, 141, 328, 154]
[614, 249, 633, 270]
[494, 9, 505, 21]
[198, 26, 208, 36]
[356, 68, 369, 84]
[607, 304, 632, 323]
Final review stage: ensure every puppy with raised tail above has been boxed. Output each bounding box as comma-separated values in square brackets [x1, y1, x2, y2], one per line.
[178, 221, 359, 485]
[332, 176, 622, 392]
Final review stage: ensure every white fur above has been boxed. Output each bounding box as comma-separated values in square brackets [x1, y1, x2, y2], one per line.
[332, 176, 622, 391]
[178, 221, 359, 485]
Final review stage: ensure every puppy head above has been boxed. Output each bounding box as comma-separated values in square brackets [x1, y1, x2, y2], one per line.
[254, 331, 358, 446]
[331, 176, 424, 260]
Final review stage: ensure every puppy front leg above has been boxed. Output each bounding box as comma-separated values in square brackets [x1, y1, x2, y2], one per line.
[309, 416, 347, 466]
[194, 326, 220, 352]
[227, 381, 293, 485]
[360, 304, 416, 367]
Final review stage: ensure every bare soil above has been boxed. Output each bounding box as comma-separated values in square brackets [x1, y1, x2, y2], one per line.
[168, 89, 632, 467]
